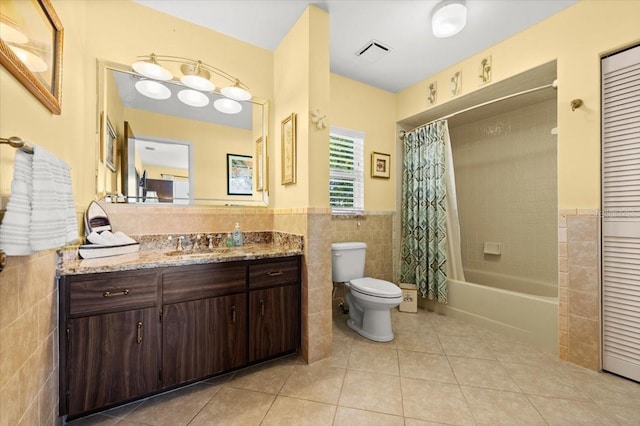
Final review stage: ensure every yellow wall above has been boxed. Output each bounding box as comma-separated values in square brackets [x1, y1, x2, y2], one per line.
[397, 0, 640, 209]
[330, 74, 396, 211]
[274, 6, 330, 208]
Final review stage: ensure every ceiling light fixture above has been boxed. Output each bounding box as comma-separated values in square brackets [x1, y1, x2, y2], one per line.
[432, 0, 467, 38]
[132, 53, 251, 113]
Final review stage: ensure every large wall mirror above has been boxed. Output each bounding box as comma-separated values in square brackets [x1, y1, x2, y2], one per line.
[97, 60, 269, 206]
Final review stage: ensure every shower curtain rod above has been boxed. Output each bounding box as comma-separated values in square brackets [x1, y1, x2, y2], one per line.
[400, 82, 556, 138]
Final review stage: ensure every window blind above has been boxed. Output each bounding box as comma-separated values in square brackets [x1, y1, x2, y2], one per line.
[330, 128, 364, 214]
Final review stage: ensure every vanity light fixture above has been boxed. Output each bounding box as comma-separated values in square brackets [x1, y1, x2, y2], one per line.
[134, 79, 171, 100]
[214, 98, 242, 114]
[177, 89, 209, 107]
[131, 53, 251, 114]
[431, 0, 467, 38]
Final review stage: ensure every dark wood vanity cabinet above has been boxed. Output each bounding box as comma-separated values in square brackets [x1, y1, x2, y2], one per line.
[248, 258, 301, 361]
[161, 263, 248, 388]
[60, 270, 161, 417]
[59, 255, 301, 419]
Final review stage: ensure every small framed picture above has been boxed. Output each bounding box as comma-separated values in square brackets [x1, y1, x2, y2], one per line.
[104, 115, 117, 172]
[281, 113, 296, 185]
[371, 152, 391, 179]
[227, 153, 253, 195]
[255, 137, 264, 191]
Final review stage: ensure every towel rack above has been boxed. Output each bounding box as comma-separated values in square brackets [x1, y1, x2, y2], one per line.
[0, 135, 34, 272]
[0, 136, 34, 154]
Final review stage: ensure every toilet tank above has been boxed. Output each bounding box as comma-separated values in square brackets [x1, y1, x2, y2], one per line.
[331, 242, 366, 282]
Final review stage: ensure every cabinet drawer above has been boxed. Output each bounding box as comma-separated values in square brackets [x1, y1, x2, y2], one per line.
[69, 274, 158, 316]
[163, 263, 246, 304]
[249, 258, 299, 289]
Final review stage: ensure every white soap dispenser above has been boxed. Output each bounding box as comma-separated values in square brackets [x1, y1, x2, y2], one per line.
[232, 223, 243, 246]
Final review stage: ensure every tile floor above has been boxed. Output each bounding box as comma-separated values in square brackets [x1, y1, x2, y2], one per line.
[67, 308, 640, 425]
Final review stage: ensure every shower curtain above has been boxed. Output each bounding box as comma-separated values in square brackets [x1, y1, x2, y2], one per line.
[400, 120, 465, 303]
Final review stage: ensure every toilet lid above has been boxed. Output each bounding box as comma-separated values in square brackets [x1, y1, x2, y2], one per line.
[350, 277, 402, 298]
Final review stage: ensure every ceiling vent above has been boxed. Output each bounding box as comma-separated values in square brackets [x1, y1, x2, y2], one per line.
[356, 39, 391, 64]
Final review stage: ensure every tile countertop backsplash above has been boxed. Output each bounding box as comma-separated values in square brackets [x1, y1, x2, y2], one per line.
[57, 231, 304, 275]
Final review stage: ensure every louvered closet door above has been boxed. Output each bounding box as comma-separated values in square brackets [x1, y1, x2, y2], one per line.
[602, 44, 640, 382]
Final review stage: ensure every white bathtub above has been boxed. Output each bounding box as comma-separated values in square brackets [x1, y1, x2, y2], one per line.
[424, 269, 558, 353]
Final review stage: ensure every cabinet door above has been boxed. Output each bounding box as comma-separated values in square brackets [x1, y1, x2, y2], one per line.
[163, 293, 246, 388]
[67, 308, 160, 416]
[249, 284, 299, 362]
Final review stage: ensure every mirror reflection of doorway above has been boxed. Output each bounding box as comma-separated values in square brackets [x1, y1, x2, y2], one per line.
[124, 122, 193, 204]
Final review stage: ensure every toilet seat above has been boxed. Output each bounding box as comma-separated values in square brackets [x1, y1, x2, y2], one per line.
[349, 277, 402, 299]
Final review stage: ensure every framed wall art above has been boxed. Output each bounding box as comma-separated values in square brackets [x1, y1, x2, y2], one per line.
[371, 152, 391, 179]
[227, 153, 253, 195]
[255, 136, 265, 191]
[103, 114, 117, 172]
[281, 113, 296, 185]
[0, 0, 64, 114]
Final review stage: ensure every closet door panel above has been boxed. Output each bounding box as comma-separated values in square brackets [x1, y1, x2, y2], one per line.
[602, 44, 640, 382]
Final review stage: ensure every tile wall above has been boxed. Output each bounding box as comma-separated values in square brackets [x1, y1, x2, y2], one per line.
[330, 212, 396, 316]
[558, 209, 600, 370]
[449, 98, 558, 285]
[274, 208, 333, 364]
[0, 251, 58, 426]
[330, 212, 395, 282]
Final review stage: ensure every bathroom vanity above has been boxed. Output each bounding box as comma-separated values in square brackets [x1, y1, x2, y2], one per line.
[57, 244, 301, 419]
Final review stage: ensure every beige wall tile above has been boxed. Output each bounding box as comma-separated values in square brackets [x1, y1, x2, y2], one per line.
[568, 265, 598, 293]
[568, 290, 599, 320]
[567, 216, 597, 242]
[0, 251, 57, 425]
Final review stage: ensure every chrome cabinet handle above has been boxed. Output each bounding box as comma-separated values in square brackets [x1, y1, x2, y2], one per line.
[136, 321, 143, 344]
[267, 271, 284, 277]
[103, 289, 130, 297]
[231, 306, 237, 323]
[260, 299, 265, 316]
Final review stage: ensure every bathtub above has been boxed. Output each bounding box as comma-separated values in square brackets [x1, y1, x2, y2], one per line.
[424, 268, 558, 353]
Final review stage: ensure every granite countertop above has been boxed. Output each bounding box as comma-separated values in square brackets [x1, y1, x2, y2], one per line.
[57, 232, 304, 276]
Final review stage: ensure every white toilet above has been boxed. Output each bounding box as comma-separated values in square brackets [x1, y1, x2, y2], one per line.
[331, 242, 402, 342]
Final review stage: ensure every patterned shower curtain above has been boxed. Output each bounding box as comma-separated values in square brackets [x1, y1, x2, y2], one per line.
[400, 120, 450, 303]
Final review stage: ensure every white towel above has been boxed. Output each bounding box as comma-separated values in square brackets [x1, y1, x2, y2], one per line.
[0, 145, 79, 255]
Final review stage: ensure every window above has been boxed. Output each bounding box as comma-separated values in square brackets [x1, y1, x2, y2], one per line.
[329, 127, 364, 214]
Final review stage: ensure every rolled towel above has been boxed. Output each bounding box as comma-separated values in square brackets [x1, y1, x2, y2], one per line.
[87, 231, 110, 245]
[113, 231, 137, 244]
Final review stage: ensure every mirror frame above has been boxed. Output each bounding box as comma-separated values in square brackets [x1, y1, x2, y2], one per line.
[96, 59, 269, 206]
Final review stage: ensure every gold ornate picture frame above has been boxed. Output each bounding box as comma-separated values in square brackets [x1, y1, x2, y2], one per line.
[281, 113, 297, 185]
[371, 151, 391, 179]
[0, 0, 64, 114]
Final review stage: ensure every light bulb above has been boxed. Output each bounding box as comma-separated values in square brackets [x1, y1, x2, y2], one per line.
[135, 80, 171, 100]
[214, 98, 242, 114]
[178, 89, 209, 107]
[132, 60, 173, 81]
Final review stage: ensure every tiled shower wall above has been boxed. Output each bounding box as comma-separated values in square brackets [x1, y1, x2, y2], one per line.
[558, 209, 600, 370]
[0, 252, 58, 426]
[449, 98, 558, 285]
